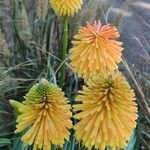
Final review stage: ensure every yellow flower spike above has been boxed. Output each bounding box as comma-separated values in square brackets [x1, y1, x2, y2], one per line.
[73, 71, 138, 150]
[14, 78, 72, 150]
[50, 0, 83, 17]
[69, 20, 124, 80]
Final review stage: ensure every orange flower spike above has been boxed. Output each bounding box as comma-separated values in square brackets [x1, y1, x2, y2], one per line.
[70, 20, 123, 80]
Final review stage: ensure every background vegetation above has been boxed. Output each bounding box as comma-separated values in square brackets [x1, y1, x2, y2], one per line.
[0, 0, 149, 149]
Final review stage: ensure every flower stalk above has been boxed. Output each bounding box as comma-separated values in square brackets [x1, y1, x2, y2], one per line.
[60, 16, 68, 87]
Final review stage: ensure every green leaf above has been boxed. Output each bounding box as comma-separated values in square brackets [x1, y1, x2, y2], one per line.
[0, 138, 11, 147]
[12, 137, 31, 150]
[125, 129, 139, 150]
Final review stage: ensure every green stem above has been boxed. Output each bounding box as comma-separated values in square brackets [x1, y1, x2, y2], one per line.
[60, 17, 68, 87]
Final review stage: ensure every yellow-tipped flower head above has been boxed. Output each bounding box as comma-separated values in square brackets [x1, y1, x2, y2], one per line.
[50, 0, 83, 16]
[74, 71, 138, 150]
[14, 79, 72, 150]
[70, 21, 123, 80]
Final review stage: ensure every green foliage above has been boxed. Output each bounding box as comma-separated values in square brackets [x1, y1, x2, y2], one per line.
[0, 138, 11, 147]
[11, 137, 31, 150]
[125, 129, 139, 150]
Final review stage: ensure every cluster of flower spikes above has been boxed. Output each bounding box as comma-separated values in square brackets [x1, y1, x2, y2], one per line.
[11, 0, 138, 149]
[50, 0, 83, 17]
[12, 79, 72, 150]
[69, 21, 138, 150]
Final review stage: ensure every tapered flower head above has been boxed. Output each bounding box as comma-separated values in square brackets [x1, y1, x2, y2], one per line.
[50, 0, 83, 17]
[12, 79, 72, 150]
[74, 71, 138, 150]
[70, 21, 123, 80]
